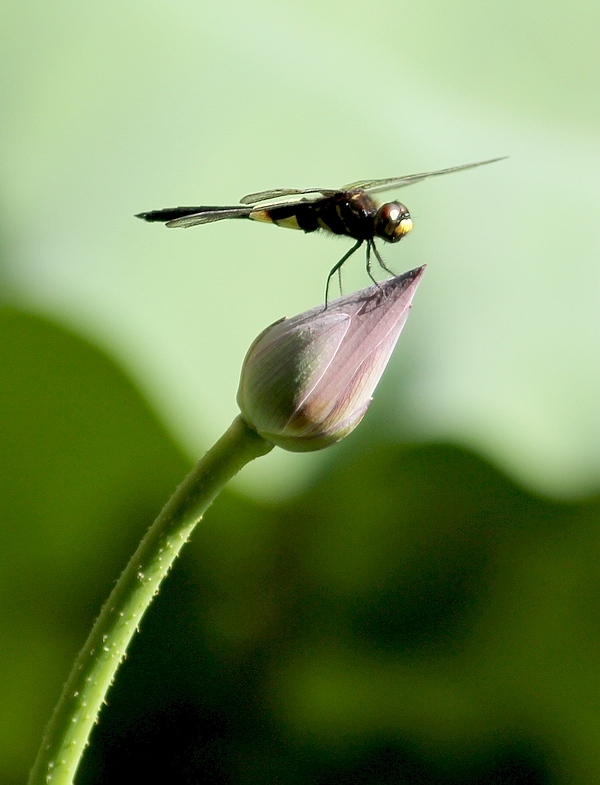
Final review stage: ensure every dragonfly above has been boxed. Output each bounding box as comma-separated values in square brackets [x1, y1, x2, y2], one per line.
[136, 157, 505, 304]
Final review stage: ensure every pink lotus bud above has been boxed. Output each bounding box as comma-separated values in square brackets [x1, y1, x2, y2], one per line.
[237, 266, 425, 451]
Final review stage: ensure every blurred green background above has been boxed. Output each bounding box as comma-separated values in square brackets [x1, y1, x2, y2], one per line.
[2, 1, 599, 783]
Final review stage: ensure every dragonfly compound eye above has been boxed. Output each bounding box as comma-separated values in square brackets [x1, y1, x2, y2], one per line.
[374, 202, 413, 243]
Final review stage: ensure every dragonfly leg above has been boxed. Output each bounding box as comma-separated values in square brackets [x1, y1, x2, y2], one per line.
[370, 240, 396, 277]
[324, 240, 363, 307]
[365, 242, 379, 287]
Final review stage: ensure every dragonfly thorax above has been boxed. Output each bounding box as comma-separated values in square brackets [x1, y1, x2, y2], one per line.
[374, 202, 413, 244]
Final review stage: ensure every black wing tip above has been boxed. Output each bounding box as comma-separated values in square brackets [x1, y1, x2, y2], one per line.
[482, 155, 508, 165]
[135, 207, 201, 223]
[135, 210, 169, 223]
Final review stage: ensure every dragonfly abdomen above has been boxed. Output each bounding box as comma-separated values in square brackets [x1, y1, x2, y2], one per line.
[137, 205, 251, 223]
[249, 200, 320, 233]
[249, 192, 377, 241]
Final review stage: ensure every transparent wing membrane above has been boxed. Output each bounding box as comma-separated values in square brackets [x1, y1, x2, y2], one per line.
[240, 158, 506, 205]
[344, 157, 507, 194]
[164, 207, 253, 228]
[239, 187, 337, 205]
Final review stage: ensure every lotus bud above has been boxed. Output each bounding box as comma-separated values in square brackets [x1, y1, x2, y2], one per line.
[237, 266, 425, 451]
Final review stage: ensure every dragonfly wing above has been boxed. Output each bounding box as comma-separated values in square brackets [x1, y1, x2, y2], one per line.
[239, 187, 337, 205]
[345, 157, 507, 194]
[164, 207, 253, 228]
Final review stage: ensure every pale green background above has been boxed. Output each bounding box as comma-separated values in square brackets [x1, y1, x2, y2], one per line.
[2, 0, 599, 498]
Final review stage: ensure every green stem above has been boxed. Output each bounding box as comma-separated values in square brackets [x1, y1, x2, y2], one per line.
[28, 415, 273, 785]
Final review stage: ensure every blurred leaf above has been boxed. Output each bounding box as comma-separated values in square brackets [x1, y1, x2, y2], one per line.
[1, 1, 598, 499]
[4, 304, 600, 784]
[0, 305, 191, 782]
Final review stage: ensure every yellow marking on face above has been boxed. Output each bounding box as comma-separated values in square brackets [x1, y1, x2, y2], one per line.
[394, 217, 413, 239]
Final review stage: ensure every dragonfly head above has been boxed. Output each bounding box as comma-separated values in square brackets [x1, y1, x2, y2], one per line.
[374, 202, 413, 243]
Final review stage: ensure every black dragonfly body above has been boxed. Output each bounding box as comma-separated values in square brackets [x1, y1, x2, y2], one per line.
[137, 158, 503, 303]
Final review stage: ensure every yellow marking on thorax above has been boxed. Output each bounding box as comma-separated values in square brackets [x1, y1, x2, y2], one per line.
[249, 209, 301, 230]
